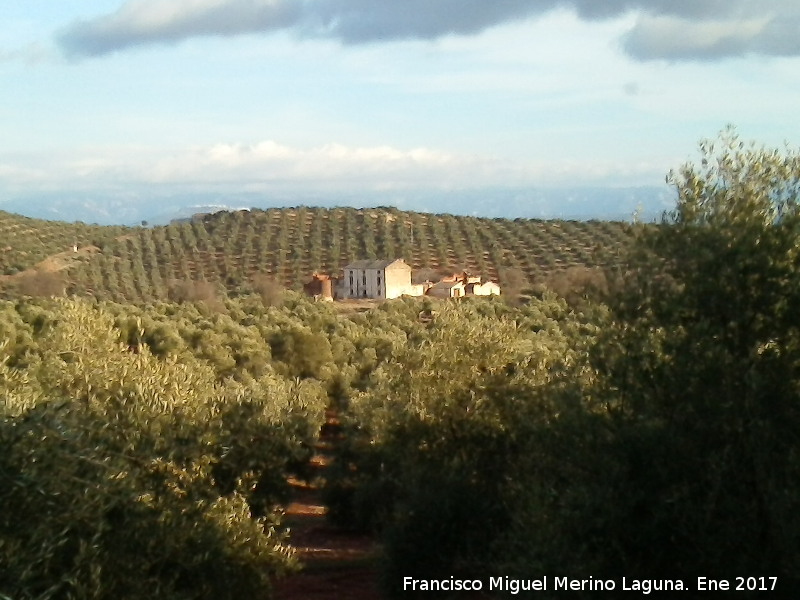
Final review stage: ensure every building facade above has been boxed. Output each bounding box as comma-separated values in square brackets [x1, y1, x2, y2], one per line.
[467, 280, 501, 296]
[341, 259, 414, 299]
[426, 280, 466, 298]
[323, 261, 501, 301]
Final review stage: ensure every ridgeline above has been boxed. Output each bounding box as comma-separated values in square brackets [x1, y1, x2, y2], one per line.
[1, 206, 633, 303]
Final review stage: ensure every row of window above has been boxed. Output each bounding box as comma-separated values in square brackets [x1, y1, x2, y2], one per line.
[348, 270, 382, 295]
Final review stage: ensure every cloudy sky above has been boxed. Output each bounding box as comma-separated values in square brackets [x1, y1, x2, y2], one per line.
[2, 1, 799, 221]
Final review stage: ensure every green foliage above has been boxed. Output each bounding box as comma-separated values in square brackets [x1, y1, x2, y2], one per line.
[0, 299, 328, 599]
[318, 131, 800, 597]
[586, 129, 800, 577]
[8, 146, 796, 598]
[0, 211, 130, 276]
[324, 298, 601, 595]
[268, 325, 334, 379]
[497, 129, 800, 584]
[541, 265, 609, 307]
[19, 207, 630, 304]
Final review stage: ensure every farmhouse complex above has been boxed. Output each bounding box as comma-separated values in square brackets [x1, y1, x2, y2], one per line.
[304, 258, 501, 301]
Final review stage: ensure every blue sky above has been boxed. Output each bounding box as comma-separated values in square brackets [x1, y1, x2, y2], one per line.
[2, 1, 799, 221]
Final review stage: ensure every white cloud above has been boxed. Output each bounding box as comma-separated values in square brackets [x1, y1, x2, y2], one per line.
[148, 141, 464, 185]
[0, 140, 664, 196]
[0, 163, 48, 183]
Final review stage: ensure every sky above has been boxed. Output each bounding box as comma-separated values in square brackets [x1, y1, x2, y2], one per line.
[1, 1, 800, 222]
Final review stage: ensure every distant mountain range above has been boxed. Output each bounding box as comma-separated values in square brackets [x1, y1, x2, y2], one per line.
[0, 186, 674, 226]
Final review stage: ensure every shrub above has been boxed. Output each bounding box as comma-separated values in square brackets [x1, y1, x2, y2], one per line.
[0, 299, 326, 599]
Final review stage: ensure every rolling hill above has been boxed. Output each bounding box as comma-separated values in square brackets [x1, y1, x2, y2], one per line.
[1, 206, 634, 303]
[0, 210, 131, 276]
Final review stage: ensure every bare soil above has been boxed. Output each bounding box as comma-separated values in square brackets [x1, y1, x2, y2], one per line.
[273, 413, 383, 600]
[0, 245, 100, 283]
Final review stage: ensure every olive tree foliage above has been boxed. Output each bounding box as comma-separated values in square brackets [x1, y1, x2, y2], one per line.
[638, 128, 800, 331]
[566, 129, 800, 579]
[0, 299, 326, 600]
[324, 298, 602, 592]
[319, 132, 800, 593]
[542, 266, 609, 307]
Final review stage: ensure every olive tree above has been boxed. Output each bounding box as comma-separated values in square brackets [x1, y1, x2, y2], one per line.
[0, 299, 327, 599]
[587, 128, 800, 579]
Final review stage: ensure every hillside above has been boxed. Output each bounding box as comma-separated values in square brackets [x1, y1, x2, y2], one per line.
[2, 206, 634, 303]
[0, 210, 131, 276]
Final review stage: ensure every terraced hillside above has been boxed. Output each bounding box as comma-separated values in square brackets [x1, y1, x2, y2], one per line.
[59, 206, 633, 303]
[0, 210, 131, 275]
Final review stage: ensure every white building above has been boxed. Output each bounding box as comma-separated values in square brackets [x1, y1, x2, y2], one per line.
[467, 280, 501, 296]
[426, 280, 466, 298]
[428, 272, 501, 298]
[341, 259, 415, 299]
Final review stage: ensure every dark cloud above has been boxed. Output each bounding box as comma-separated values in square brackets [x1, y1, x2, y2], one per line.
[755, 16, 800, 57]
[56, 0, 800, 61]
[572, 0, 732, 21]
[57, 0, 554, 56]
[58, 0, 304, 57]
[306, 0, 556, 43]
[623, 12, 800, 61]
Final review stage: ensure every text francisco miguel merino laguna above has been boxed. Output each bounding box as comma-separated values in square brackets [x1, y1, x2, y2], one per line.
[403, 576, 690, 595]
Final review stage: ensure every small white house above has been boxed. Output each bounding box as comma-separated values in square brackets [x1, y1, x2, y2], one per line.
[426, 280, 466, 298]
[468, 281, 501, 296]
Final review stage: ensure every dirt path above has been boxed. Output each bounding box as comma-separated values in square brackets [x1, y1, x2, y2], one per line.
[33, 244, 101, 273]
[273, 412, 383, 600]
[0, 245, 100, 285]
